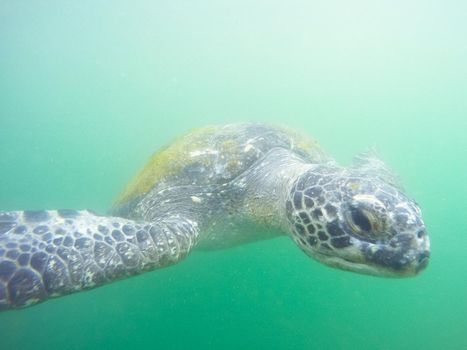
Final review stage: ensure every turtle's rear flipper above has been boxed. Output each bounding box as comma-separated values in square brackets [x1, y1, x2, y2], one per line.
[0, 210, 199, 311]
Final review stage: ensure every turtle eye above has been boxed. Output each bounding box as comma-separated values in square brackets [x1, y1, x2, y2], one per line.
[346, 206, 379, 238]
[350, 207, 372, 233]
[345, 195, 388, 240]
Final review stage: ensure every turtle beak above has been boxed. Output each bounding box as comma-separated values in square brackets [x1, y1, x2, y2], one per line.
[415, 250, 430, 273]
[363, 229, 430, 276]
[413, 228, 430, 274]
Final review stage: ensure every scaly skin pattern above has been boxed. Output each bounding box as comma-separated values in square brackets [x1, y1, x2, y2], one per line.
[0, 210, 198, 310]
[0, 123, 430, 311]
[284, 163, 430, 277]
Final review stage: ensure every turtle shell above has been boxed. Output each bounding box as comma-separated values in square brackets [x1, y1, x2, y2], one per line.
[114, 123, 328, 207]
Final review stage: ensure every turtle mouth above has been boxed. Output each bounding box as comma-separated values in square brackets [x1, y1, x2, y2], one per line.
[415, 250, 430, 273]
[309, 227, 431, 277]
[312, 251, 403, 277]
[312, 247, 430, 277]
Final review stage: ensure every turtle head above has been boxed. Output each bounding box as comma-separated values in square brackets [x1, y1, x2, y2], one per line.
[286, 158, 430, 277]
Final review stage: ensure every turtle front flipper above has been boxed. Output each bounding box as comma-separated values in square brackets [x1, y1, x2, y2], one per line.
[0, 210, 199, 311]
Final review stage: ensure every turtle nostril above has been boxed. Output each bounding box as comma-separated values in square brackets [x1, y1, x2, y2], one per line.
[417, 229, 427, 238]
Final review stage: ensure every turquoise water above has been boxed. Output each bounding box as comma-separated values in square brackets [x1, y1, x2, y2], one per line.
[1, 1, 466, 349]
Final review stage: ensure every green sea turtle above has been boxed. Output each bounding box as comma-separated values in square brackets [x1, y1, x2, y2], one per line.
[0, 123, 430, 311]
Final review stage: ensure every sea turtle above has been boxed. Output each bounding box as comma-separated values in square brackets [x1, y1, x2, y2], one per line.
[0, 123, 430, 311]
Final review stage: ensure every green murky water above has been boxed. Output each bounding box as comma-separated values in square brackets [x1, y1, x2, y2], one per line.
[1, 1, 466, 349]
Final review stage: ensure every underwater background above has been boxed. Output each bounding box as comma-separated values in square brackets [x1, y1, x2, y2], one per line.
[0, 1, 466, 349]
